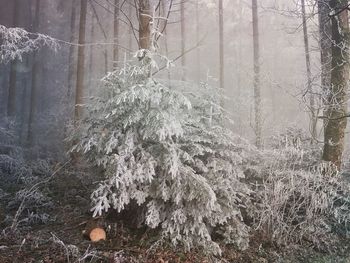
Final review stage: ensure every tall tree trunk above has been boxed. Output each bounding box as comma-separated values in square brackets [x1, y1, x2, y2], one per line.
[67, 0, 78, 113]
[7, 64, 18, 119]
[128, 2, 133, 56]
[218, 0, 224, 90]
[180, 0, 186, 80]
[237, 1, 243, 135]
[75, 0, 88, 121]
[318, 0, 332, 128]
[322, 0, 349, 169]
[252, 0, 262, 148]
[103, 4, 109, 74]
[161, 0, 171, 81]
[7, 0, 20, 118]
[113, 0, 120, 68]
[301, 0, 317, 141]
[138, 0, 151, 50]
[318, 0, 332, 93]
[196, 0, 200, 82]
[88, 14, 95, 97]
[89, 2, 109, 74]
[27, 0, 41, 146]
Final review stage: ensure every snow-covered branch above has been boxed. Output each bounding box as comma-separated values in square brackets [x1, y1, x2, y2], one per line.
[0, 25, 58, 64]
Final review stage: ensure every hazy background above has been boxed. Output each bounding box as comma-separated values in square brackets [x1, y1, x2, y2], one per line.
[0, 0, 332, 157]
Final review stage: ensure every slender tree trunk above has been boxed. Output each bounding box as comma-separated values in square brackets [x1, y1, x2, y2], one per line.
[27, 0, 41, 146]
[318, 0, 332, 93]
[180, 0, 186, 80]
[219, 0, 224, 90]
[161, 0, 171, 81]
[301, 0, 317, 141]
[196, 0, 200, 82]
[237, 2, 243, 135]
[113, 0, 120, 68]
[161, 0, 169, 55]
[67, 0, 78, 111]
[270, 48, 277, 123]
[318, 0, 332, 128]
[138, 0, 151, 50]
[128, 2, 133, 55]
[7, 0, 20, 118]
[19, 75, 29, 145]
[103, 4, 109, 74]
[89, 2, 109, 74]
[252, 0, 262, 148]
[88, 14, 95, 97]
[322, 0, 349, 169]
[75, 0, 88, 121]
[8, 64, 18, 118]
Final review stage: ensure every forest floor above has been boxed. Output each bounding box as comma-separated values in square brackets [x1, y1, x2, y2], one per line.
[1, 162, 350, 263]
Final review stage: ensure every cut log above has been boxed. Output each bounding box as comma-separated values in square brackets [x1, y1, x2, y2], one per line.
[89, 227, 106, 242]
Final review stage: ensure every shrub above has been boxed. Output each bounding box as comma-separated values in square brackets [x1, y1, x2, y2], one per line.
[0, 124, 54, 230]
[251, 127, 350, 250]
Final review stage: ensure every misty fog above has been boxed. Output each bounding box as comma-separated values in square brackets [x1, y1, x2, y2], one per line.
[1, 0, 350, 262]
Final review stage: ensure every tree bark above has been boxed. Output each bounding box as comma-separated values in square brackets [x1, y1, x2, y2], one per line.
[113, 0, 120, 68]
[7, 0, 20, 118]
[252, 0, 262, 148]
[27, 0, 41, 146]
[219, 0, 224, 90]
[237, 1, 243, 134]
[322, 0, 349, 169]
[318, 0, 332, 99]
[138, 0, 151, 50]
[161, 0, 171, 81]
[301, 0, 317, 141]
[88, 13, 95, 97]
[89, 2, 108, 74]
[75, 0, 88, 122]
[67, 0, 78, 107]
[128, 2, 133, 55]
[196, 0, 200, 82]
[180, 0, 186, 80]
[318, 0, 332, 136]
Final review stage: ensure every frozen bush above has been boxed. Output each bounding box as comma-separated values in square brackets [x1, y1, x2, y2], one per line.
[251, 127, 350, 250]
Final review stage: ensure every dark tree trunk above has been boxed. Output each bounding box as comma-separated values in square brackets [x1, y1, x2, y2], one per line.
[322, 0, 349, 169]
[67, 0, 78, 110]
[75, 0, 87, 122]
[318, 0, 332, 144]
[7, 0, 20, 118]
[138, 0, 151, 50]
[318, 0, 332, 103]
[27, 0, 41, 146]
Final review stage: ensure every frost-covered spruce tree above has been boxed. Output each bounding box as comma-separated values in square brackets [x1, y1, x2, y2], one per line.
[70, 49, 251, 254]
